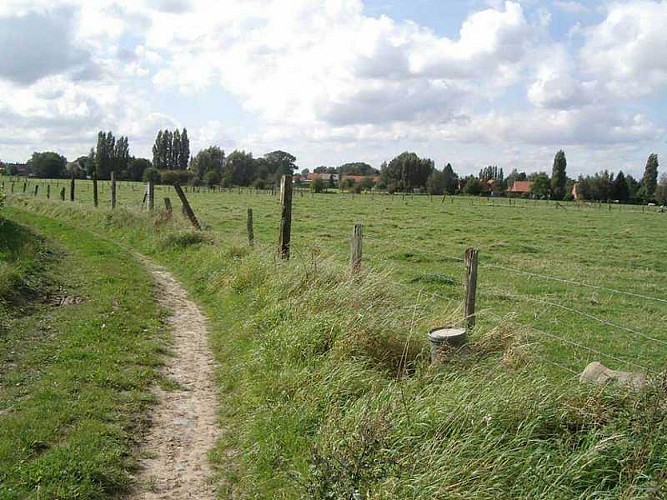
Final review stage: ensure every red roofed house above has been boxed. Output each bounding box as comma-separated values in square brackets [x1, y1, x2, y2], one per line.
[509, 180, 533, 196]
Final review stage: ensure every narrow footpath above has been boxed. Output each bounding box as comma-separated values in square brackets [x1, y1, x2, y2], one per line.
[132, 258, 218, 499]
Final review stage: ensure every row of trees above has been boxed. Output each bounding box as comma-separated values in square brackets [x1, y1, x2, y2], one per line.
[152, 129, 190, 170]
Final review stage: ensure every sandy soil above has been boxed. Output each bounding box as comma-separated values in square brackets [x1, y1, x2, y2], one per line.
[131, 258, 218, 499]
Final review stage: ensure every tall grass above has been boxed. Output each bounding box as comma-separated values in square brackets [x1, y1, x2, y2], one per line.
[7, 196, 667, 498]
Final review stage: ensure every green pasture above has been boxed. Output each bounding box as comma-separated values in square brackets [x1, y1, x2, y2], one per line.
[6, 176, 666, 373]
[2, 177, 666, 498]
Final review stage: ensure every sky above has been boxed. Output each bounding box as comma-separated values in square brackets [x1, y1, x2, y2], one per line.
[0, 0, 666, 177]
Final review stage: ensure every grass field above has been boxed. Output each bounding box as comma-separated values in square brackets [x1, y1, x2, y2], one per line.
[2, 177, 666, 498]
[0, 208, 168, 498]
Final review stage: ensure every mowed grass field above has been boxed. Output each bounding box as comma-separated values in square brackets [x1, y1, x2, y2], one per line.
[3, 176, 667, 498]
[8, 176, 666, 374]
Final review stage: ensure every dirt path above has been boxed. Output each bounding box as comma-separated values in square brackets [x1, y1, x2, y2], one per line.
[132, 258, 218, 499]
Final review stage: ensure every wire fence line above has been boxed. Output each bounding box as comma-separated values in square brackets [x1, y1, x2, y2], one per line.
[481, 288, 667, 348]
[479, 309, 651, 373]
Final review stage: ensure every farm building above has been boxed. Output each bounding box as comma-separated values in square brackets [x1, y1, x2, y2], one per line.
[509, 180, 533, 195]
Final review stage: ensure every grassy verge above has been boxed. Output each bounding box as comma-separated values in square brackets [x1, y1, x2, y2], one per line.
[5, 196, 667, 498]
[0, 209, 167, 498]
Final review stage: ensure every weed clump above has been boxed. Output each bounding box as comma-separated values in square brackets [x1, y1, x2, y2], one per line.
[156, 231, 211, 249]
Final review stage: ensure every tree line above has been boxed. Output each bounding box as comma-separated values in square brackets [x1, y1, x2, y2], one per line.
[4, 130, 664, 204]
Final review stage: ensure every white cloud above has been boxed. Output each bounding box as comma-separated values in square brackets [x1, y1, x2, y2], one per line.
[553, 1, 589, 14]
[581, 0, 667, 96]
[0, 0, 664, 176]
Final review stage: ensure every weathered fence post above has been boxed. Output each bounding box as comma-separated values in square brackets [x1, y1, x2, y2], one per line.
[10, 182, 14, 193]
[464, 247, 479, 330]
[350, 223, 363, 273]
[93, 171, 98, 207]
[34, 185, 39, 196]
[279, 175, 293, 260]
[59, 187, 65, 201]
[111, 171, 117, 209]
[23, 182, 27, 193]
[247, 208, 255, 247]
[47, 184, 50, 199]
[147, 180, 155, 211]
[70, 175, 75, 201]
[164, 197, 172, 212]
[173, 182, 201, 230]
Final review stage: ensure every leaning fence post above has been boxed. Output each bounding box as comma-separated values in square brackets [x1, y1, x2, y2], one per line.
[111, 171, 117, 209]
[173, 182, 201, 230]
[464, 247, 479, 330]
[93, 171, 99, 207]
[247, 208, 255, 247]
[279, 175, 293, 260]
[350, 223, 363, 272]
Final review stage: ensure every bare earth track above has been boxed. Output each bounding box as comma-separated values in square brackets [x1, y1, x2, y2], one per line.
[132, 258, 218, 499]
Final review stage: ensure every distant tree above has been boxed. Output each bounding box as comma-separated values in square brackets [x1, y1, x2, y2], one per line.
[263, 150, 297, 181]
[27, 151, 67, 178]
[224, 150, 255, 186]
[442, 163, 458, 194]
[203, 169, 221, 187]
[300, 168, 310, 177]
[142, 167, 161, 183]
[314, 165, 336, 174]
[311, 177, 325, 193]
[338, 162, 378, 176]
[381, 152, 434, 192]
[530, 172, 550, 198]
[506, 168, 527, 186]
[113, 136, 130, 176]
[180, 128, 190, 170]
[625, 174, 641, 204]
[340, 177, 355, 191]
[612, 171, 630, 203]
[128, 158, 152, 182]
[639, 153, 659, 203]
[550, 150, 567, 200]
[426, 169, 447, 195]
[95, 131, 129, 179]
[655, 173, 667, 205]
[160, 169, 194, 186]
[192, 146, 225, 181]
[462, 176, 482, 195]
[152, 128, 189, 170]
[358, 176, 375, 191]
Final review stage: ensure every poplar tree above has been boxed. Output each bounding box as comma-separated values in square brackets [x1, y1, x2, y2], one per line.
[640, 153, 659, 202]
[551, 150, 567, 200]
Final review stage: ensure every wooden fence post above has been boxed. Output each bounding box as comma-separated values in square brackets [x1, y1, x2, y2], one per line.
[173, 182, 201, 230]
[111, 171, 117, 209]
[34, 185, 39, 196]
[247, 208, 255, 247]
[60, 187, 65, 201]
[47, 184, 50, 199]
[279, 175, 293, 260]
[70, 175, 75, 201]
[93, 171, 99, 207]
[164, 197, 172, 212]
[464, 247, 479, 330]
[10, 182, 14, 193]
[350, 223, 363, 273]
[23, 182, 27, 193]
[147, 180, 155, 211]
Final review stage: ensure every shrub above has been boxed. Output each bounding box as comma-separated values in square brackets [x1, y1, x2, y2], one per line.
[160, 170, 194, 186]
[142, 167, 161, 183]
